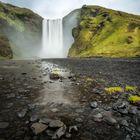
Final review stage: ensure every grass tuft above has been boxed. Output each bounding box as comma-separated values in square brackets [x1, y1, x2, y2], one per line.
[128, 95, 140, 103]
[125, 85, 137, 92]
[105, 87, 124, 94]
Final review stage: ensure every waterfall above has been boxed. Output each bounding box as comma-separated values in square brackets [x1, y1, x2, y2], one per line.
[42, 19, 63, 58]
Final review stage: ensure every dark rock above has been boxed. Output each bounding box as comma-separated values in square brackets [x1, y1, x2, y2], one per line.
[69, 126, 78, 133]
[7, 93, 16, 98]
[126, 135, 131, 140]
[24, 136, 31, 140]
[31, 123, 48, 135]
[103, 111, 117, 125]
[75, 118, 83, 123]
[93, 113, 103, 122]
[128, 106, 137, 114]
[90, 101, 98, 109]
[21, 73, 27, 75]
[17, 109, 28, 118]
[39, 118, 52, 124]
[16, 130, 25, 137]
[6, 103, 14, 108]
[120, 120, 129, 127]
[0, 122, 9, 129]
[50, 73, 60, 80]
[117, 102, 127, 109]
[65, 132, 71, 138]
[30, 115, 38, 122]
[118, 109, 128, 115]
[46, 129, 55, 137]
[52, 125, 66, 139]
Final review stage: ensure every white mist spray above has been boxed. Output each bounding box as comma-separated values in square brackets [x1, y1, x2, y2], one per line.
[42, 19, 64, 58]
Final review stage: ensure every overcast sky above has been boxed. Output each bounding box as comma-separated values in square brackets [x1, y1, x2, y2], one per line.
[1, 0, 140, 18]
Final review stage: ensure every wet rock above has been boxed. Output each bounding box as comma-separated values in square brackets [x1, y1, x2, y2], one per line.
[128, 106, 137, 114]
[93, 113, 103, 122]
[120, 120, 129, 127]
[17, 109, 28, 118]
[0, 122, 9, 129]
[28, 104, 36, 110]
[30, 115, 38, 122]
[117, 102, 127, 109]
[49, 120, 64, 128]
[39, 118, 52, 124]
[50, 73, 60, 80]
[65, 132, 71, 138]
[75, 118, 83, 123]
[90, 101, 98, 109]
[16, 130, 25, 137]
[118, 109, 128, 115]
[7, 93, 15, 98]
[7, 103, 14, 108]
[104, 116, 117, 125]
[31, 123, 48, 135]
[51, 108, 59, 113]
[126, 135, 131, 140]
[75, 108, 84, 113]
[46, 129, 55, 137]
[103, 111, 117, 125]
[52, 125, 66, 139]
[69, 126, 78, 133]
[24, 136, 31, 140]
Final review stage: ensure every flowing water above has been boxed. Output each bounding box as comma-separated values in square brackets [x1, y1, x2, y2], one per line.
[42, 19, 64, 58]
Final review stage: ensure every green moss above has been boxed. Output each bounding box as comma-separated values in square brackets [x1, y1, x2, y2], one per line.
[105, 87, 124, 94]
[125, 85, 137, 92]
[68, 5, 140, 58]
[128, 95, 140, 103]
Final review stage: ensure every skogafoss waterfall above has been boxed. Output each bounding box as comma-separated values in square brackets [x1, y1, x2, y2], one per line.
[42, 19, 63, 58]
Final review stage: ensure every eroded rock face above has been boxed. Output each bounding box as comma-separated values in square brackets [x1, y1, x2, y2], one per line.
[0, 35, 13, 59]
[0, 2, 43, 59]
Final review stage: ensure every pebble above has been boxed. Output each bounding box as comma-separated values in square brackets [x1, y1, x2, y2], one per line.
[51, 108, 59, 113]
[90, 101, 98, 109]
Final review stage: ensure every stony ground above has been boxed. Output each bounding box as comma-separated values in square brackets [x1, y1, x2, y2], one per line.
[0, 58, 140, 140]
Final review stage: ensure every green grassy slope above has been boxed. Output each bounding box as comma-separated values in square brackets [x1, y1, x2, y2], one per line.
[68, 5, 140, 58]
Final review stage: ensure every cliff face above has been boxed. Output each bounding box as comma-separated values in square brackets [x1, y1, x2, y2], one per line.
[63, 9, 80, 56]
[68, 5, 140, 58]
[0, 2, 43, 59]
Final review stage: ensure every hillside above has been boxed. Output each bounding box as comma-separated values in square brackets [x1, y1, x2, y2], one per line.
[0, 2, 42, 59]
[68, 5, 140, 58]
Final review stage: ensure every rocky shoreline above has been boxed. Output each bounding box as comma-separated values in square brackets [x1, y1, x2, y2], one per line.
[0, 58, 140, 140]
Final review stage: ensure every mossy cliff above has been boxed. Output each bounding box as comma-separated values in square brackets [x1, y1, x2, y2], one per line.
[0, 2, 42, 59]
[68, 5, 140, 58]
